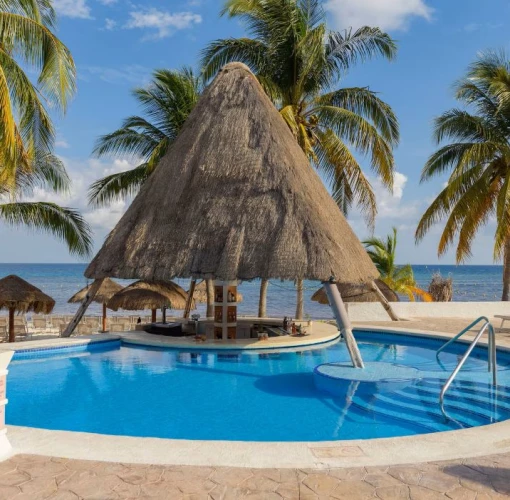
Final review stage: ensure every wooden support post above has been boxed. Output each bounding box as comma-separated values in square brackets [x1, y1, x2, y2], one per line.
[62, 278, 105, 338]
[295, 279, 304, 320]
[183, 279, 196, 319]
[8, 308, 14, 343]
[206, 279, 214, 318]
[369, 281, 400, 321]
[102, 303, 107, 332]
[323, 280, 364, 368]
[258, 279, 268, 318]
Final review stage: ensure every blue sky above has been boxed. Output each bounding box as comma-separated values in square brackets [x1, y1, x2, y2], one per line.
[1, 0, 508, 264]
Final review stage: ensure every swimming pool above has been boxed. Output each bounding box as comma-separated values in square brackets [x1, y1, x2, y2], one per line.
[6, 331, 510, 442]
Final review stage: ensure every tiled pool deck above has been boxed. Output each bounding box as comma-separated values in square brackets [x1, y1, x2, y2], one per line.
[1, 452, 510, 499]
[2, 317, 510, 498]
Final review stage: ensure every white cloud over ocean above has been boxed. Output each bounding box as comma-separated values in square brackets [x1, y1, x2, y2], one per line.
[324, 0, 433, 31]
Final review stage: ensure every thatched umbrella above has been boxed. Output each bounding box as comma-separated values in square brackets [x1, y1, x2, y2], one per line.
[312, 279, 399, 305]
[0, 275, 55, 342]
[82, 63, 378, 367]
[191, 280, 243, 303]
[68, 278, 123, 332]
[108, 280, 194, 322]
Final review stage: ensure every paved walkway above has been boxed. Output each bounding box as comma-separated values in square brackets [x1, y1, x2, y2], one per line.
[0, 452, 509, 499]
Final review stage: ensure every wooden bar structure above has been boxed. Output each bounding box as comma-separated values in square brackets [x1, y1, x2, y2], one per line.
[214, 281, 238, 340]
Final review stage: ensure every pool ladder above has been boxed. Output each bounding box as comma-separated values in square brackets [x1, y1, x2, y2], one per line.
[437, 316, 497, 415]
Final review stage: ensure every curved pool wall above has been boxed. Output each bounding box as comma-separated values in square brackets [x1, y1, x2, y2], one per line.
[5, 330, 510, 442]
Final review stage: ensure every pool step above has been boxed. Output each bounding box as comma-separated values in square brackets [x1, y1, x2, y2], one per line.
[348, 375, 510, 431]
[348, 397, 452, 432]
[400, 385, 510, 413]
[349, 393, 465, 431]
[384, 391, 503, 423]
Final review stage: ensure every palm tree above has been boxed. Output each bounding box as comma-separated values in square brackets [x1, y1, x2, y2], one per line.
[88, 68, 202, 207]
[1, 152, 92, 256]
[202, 0, 399, 316]
[0, 1, 90, 256]
[416, 51, 510, 300]
[364, 228, 431, 301]
[0, 0, 76, 187]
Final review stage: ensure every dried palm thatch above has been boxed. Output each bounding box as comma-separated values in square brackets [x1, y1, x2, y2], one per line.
[86, 63, 378, 285]
[190, 280, 243, 303]
[68, 277, 123, 304]
[108, 280, 194, 311]
[0, 275, 55, 313]
[428, 273, 453, 302]
[0, 275, 55, 342]
[312, 279, 398, 305]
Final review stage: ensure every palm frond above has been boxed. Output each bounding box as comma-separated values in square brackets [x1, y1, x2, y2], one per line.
[0, 202, 92, 256]
[88, 164, 150, 208]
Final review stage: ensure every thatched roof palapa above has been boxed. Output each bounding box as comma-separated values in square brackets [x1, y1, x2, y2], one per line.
[68, 278, 123, 304]
[108, 280, 194, 311]
[0, 275, 55, 313]
[86, 62, 377, 284]
[312, 279, 399, 305]
[190, 280, 243, 303]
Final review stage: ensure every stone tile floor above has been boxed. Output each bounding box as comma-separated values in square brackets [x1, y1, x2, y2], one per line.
[0, 453, 509, 499]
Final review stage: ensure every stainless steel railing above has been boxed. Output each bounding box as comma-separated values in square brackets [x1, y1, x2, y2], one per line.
[437, 317, 497, 416]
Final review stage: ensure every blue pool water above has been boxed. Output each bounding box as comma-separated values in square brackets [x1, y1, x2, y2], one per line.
[6, 332, 510, 441]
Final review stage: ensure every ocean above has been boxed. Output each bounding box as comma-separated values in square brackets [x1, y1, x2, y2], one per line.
[0, 264, 504, 319]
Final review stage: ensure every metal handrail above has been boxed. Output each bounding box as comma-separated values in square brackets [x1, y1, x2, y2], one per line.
[436, 316, 491, 357]
[439, 318, 497, 416]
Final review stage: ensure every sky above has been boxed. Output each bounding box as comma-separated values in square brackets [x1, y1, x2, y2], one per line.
[1, 0, 508, 264]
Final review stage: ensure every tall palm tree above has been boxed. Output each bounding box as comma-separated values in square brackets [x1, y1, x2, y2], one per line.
[202, 0, 399, 316]
[0, 0, 76, 187]
[416, 51, 510, 300]
[89, 68, 202, 206]
[364, 228, 431, 301]
[1, 152, 92, 256]
[0, 0, 90, 256]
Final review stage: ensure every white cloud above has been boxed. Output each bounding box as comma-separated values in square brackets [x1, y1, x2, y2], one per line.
[24, 156, 139, 233]
[98, 0, 117, 4]
[104, 18, 117, 30]
[324, 0, 433, 31]
[55, 140, 70, 149]
[53, 0, 91, 19]
[80, 64, 151, 85]
[370, 172, 421, 219]
[125, 8, 202, 39]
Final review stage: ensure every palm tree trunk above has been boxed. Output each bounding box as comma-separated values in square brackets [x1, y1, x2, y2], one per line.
[503, 240, 510, 301]
[295, 279, 304, 320]
[258, 279, 268, 317]
[369, 281, 400, 321]
[206, 279, 214, 317]
[102, 303, 107, 332]
[183, 279, 196, 318]
[62, 278, 105, 338]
